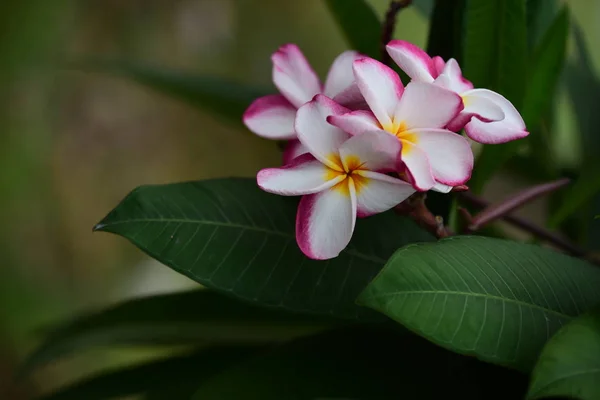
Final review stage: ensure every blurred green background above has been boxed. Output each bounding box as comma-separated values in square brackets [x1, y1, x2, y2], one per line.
[0, 0, 598, 397]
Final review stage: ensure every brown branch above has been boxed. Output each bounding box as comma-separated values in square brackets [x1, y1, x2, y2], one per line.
[459, 190, 588, 258]
[380, 0, 412, 65]
[468, 178, 570, 231]
[395, 192, 453, 238]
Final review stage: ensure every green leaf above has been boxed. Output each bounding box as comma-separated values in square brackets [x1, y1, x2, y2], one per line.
[193, 325, 528, 400]
[550, 23, 600, 229]
[37, 345, 262, 400]
[324, 0, 381, 59]
[358, 236, 600, 372]
[426, 0, 466, 62]
[21, 289, 336, 374]
[94, 178, 434, 321]
[463, 0, 528, 192]
[528, 310, 600, 400]
[521, 6, 570, 173]
[526, 0, 559, 49]
[72, 60, 268, 125]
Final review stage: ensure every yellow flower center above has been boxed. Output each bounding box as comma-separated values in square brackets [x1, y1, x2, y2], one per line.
[324, 154, 369, 196]
[382, 119, 419, 156]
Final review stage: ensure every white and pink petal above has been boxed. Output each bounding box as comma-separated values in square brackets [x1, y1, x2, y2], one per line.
[295, 95, 351, 170]
[282, 139, 309, 165]
[386, 40, 437, 82]
[410, 129, 473, 186]
[272, 44, 322, 108]
[395, 81, 463, 130]
[354, 171, 415, 217]
[338, 130, 401, 173]
[436, 58, 474, 93]
[400, 143, 436, 191]
[353, 57, 404, 128]
[296, 186, 356, 260]
[257, 153, 343, 196]
[463, 90, 529, 144]
[327, 110, 381, 136]
[324, 50, 361, 100]
[243, 95, 297, 140]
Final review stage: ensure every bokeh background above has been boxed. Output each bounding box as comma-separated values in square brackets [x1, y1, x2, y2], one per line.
[0, 0, 598, 397]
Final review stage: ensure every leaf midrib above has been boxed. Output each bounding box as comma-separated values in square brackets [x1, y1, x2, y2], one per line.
[97, 218, 386, 264]
[362, 290, 573, 320]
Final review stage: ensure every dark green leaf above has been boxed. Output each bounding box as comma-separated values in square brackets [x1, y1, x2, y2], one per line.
[528, 310, 600, 400]
[426, 0, 466, 62]
[358, 236, 600, 372]
[21, 289, 336, 374]
[94, 178, 434, 321]
[463, 0, 528, 192]
[37, 345, 262, 400]
[71, 60, 268, 125]
[526, 0, 559, 49]
[193, 325, 527, 400]
[324, 0, 381, 59]
[550, 23, 600, 229]
[521, 6, 569, 173]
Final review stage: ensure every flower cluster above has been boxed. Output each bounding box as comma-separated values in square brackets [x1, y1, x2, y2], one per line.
[244, 41, 528, 260]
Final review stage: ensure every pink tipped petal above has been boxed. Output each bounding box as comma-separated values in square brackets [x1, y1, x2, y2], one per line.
[446, 89, 506, 131]
[296, 187, 356, 260]
[431, 182, 453, 194]
[272, 44, 322, 108]
[331, 85, 368, 110]
[327, 110, 381, 136]
[355, 171, 415, 217]
[353, 57, 404, 127]
[410, 129, 473, 186]
[243, 95, 297, 139]
[324, 50, 361, 99]
[463, 90, 529, 144]
[338, 130, 401, 173]
[401, 144, 436, 191]
[295, 95, 351, 169]
[432, 56, 446, 76]
[282, 139, 309, 165]
[386, 40, 437, 82]
[437, 59, 474, 93]
[257, 153, 343, 196]
[395, 82, 463, 129]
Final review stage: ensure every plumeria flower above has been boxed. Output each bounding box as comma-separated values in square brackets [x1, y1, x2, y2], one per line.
[257, 95, 415, 260]
[243, 44, 364, 164]
[328, 57, 474, 192]
[386, 40, 529, 144]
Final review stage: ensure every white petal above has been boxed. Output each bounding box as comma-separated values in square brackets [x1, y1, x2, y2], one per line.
[282, 139, 309, 165]
[243, 95, 297, 139]
[296, 185, 356, 260]
[431, 182, 453, 193]
[295, 95, 351, 170]
[409, 129, 473, 186]
[257, 153, 343, 196]
[327, 110, 381, 136]
[355, 171, 415, 217]
[395, 82, 463, 130]
[386, 40, 437, 82]
[272, 44, 322, 108]
[324, 51, 361, 99]
[446, 89, 505, 131]
[338, 130, 401, 172]
[400, 143, 436, 191]
[463, 89, 529, 144]
[353, 57, 404, 128]
[436, 58, 474, 93]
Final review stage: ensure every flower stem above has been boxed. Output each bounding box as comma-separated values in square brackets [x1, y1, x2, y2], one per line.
[381, 0, 413, 65]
